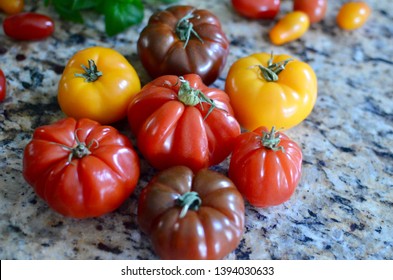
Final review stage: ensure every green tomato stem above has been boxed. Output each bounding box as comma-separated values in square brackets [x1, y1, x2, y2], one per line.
[254, 53, 292, 82]
[74, 59, 103, 82]
[175, 9, 204, 48]
[177, 77, 216, 120]
[261, 126, 285, 152]
[176, 191, 202, 218]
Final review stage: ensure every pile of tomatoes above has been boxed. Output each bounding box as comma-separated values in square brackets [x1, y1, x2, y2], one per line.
[1, 1, 369, 259]
[232, 0, 371, 45]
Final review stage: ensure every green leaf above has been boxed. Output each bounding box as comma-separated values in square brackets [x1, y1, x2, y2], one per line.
[71, 0, 101, 10]
[52, 0, 84, 23]
[144, 0, 179, 3]
[104, 0, 144, 36]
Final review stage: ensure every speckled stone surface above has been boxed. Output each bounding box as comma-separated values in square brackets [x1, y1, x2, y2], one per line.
[1, 0, 392, 260]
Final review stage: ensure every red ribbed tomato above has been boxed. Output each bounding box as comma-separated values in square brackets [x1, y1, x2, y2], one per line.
[23, 118, 140, 218]
[127, 74, 240, 172]
[229, 126, 303, 207]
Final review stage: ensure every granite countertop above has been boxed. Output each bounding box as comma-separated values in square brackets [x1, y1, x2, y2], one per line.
[1, 0, 392, 260]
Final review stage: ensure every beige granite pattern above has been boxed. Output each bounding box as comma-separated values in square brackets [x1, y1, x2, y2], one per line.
[0, 0, 392, 259]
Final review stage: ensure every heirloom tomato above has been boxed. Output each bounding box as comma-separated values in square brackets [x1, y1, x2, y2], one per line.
[23, 117, 140, 218]
[127, 74, 241, 172]
[138, 166, 245, 260]
[336, 2, 371, 30]
[2, 12, 54, 41]
[58, 46, 141, 124]
[269, 11, 309, 45]
[225, 53, 317, 131]
[231, 0, 280, 19]
[0, 0, 24, 14]
[293, 0, 327, 23]
[137, 5, 229, 85]
[0, 69, 6, 102]
[229, 127, 302, 207]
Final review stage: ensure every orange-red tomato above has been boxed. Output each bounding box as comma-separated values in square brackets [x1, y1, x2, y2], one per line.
[269, 11, 310, 45]
[336, 2, 371, 30]
[0, 0, 24, 14]
[293, 0, 327, 23]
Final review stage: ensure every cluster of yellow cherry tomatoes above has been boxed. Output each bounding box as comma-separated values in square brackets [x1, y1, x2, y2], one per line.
[231, 0, 371, 45]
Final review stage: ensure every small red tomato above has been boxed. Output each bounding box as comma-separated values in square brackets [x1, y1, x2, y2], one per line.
[229, 127, 303, 208]
[293, 0, 327, 23]
[0, 69, 6, 102]
[336, 2, 371, 30]
[3, 12, 54, 40]
[231, 0, 280, 19]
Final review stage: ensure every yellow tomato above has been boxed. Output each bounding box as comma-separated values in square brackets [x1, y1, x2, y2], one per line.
[269, 11, 310, 45]
[0, 0, 24, 14]
[336, 2, 371, 30]
[225, 53, 318, 131]
[58, 47, 141, 124]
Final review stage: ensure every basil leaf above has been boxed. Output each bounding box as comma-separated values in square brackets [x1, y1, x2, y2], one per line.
[71, 0, 101, 10]
[104, 0, 144, 36]
[52, 0, 84, 23]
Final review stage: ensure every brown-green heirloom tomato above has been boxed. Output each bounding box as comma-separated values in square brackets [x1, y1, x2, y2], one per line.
[137, 166, 245, 260]
[137, 5, 230, 85]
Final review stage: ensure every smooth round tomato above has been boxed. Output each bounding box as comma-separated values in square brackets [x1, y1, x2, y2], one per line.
[229, 127, 302, 207]
[137, 5, 229, 85]
[225, 53, 317, 131]
[23, 117, 140, 218]
[138, 166, 245, 260]
[0, 69, 6, 102]
[2, 12, 54, 40]
[0, 0, 24, 14]
[231, 0, 280, 19]
[336, 2, 371, 30]
[269, 11, 310, 45]
[58, 46, 141, 124]
[293, 0, 327, 23]
[127, 74, 241, 172]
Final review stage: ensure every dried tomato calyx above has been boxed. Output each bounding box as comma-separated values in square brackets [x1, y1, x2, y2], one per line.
[175, 9, 204, 48]
[176, 191, 202, 218]
[177, 76, 216, 119]
[254, 54, 292, 82]
[74, 59, 103, 82]
[261, 127, 285, 152]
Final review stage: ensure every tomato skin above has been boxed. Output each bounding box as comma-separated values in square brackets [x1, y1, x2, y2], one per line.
[127, 74, 241, 172]
[0, 69, 6, 102]
[229, 127, 302, 207]
[225, 53, 317, 131]
[269, 11, 310, 45]
[231, 0, 280, 19]
[336, 2, 371, 30]
[3, 12, 54, 40]
[293, 0, 327, 23]
[138, 166, 245, 260]
[22, 117, 140, 218]
[0, 0, 24, 14]
[137, 5, 229, 85]
[58, 46, 141, 124]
